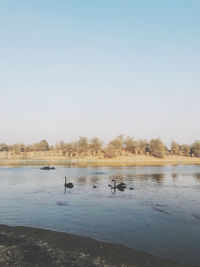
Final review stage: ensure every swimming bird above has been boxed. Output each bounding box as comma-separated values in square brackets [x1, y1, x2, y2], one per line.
[112, 179, 126, 190]
[93, 185, 97, 188]
[129, 186, 134, 190]
[64, 177, 74, 188]
[40, 166, 55, 170]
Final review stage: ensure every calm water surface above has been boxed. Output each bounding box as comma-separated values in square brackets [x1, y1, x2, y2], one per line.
[0, 165, 200, 265]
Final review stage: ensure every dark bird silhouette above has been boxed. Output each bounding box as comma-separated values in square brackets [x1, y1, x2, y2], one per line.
[64, 177, 74, 188]
[129, 186, 134, 190]
[40, 166, 55, 170]
[116, 186, 125, 192]
[112, 179, 126, 191]
[93, 185, 97, 188]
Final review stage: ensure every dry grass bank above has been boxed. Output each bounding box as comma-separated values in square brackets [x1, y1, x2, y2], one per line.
[0, 155, 200, 167]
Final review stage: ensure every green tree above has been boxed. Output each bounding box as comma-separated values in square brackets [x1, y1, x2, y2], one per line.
[149, 138, 166, 158]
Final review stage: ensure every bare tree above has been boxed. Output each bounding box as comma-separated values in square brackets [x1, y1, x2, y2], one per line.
[65, 142, 78, 154]
[55, 140, 65, 151]
[90, 138, 102, 152]
[77, 136, 89, 154]
[104, 144, 116, 158]
[32, 140, 49, 151]
[171, 141, 180, 155]
[124, 137, 136, 153]
[180, 144, 190, 157]
[9, 143, 25, 153]
[109, 135, 124, 150]
[191, 141, 200, 157]
[149, 138, 166, 158]
[38, 140, 49, 151]
[0, 143, 9, 151]
[137, 139, 148, 155]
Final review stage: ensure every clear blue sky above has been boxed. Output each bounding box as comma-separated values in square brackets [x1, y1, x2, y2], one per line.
[0, 0, 199, 146]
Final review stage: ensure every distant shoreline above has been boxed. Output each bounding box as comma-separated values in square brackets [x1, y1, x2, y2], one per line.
[0, 155, 200, 167]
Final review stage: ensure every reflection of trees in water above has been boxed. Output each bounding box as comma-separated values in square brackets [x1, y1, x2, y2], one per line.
[109, 174, 124, 184]
[135, 174, 149, 181]
[76, 176, 88, 185]
[110, 173, 124, 179]
[89, 175, 101, 183]
[109, 172, 166, 185]
[194, 173, 200, 181]
[172, 173, 178, 180]
[126, 173, 135, 178]
[76, 175, 103, 186]
[126, 174, 150, 184]
[151, 173, 164, 184]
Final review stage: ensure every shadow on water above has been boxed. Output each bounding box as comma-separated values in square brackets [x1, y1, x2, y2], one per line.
[56, 201, 68, 206]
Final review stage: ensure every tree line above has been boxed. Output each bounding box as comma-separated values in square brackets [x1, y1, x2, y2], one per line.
[0, 136, 200, 158]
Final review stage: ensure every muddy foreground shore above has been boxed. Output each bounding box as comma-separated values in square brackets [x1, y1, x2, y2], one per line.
[0, 224, 192, 267]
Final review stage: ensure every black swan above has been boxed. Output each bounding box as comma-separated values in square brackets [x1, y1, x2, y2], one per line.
[40, 166, 55, 170]
[112, 179, 126, 190]
[64, 177, 74, 188]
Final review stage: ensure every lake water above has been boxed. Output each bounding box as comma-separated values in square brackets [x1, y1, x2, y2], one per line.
[0, 165, 200, 265]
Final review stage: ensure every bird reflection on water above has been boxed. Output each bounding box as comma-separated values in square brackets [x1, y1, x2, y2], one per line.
[64, 177, 74, 194]
[63, 177, 134, 195]
[108, 179, 134, 194]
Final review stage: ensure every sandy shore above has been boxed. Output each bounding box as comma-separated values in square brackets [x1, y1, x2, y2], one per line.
[0, 155, 200, 167]
[0, 224, 192, 267]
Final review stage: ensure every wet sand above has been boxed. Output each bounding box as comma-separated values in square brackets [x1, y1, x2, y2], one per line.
[0, 224, 193, 267]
